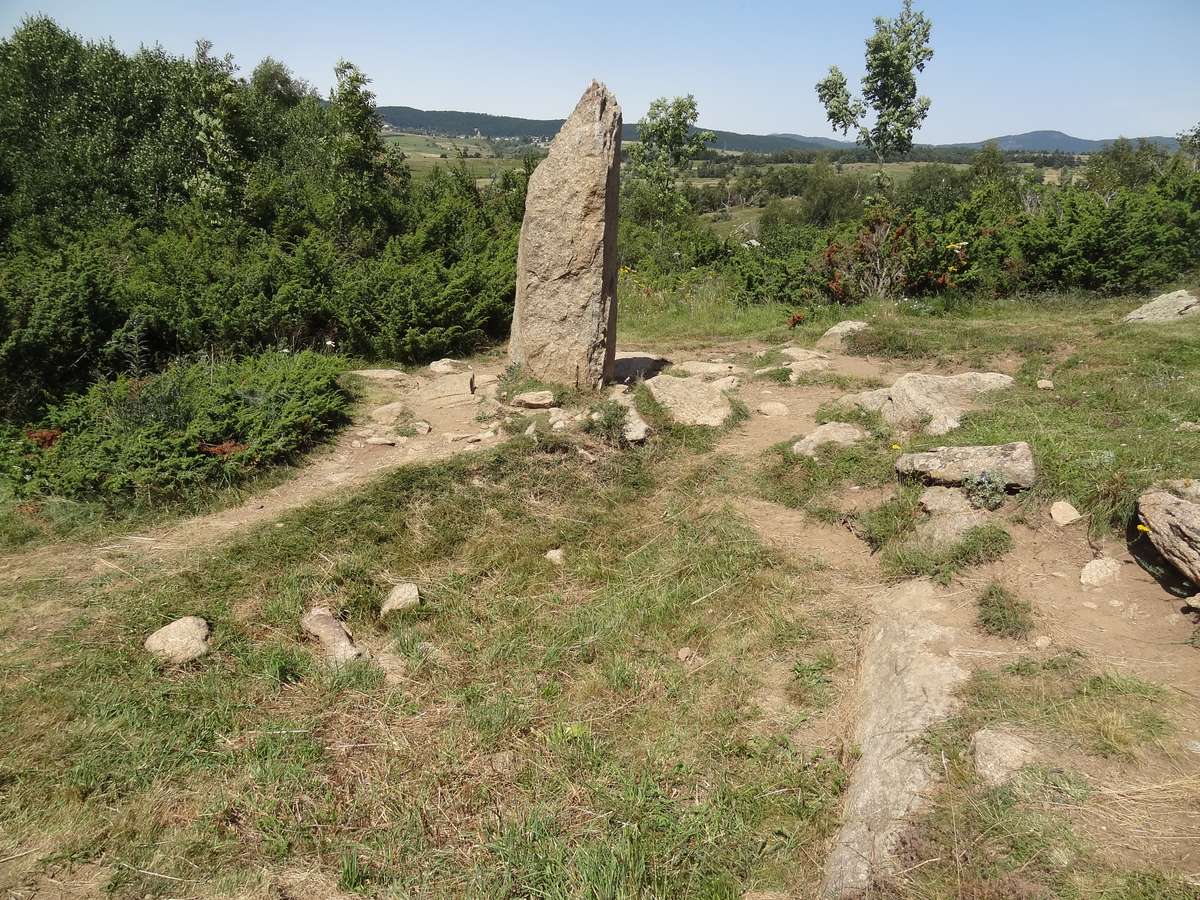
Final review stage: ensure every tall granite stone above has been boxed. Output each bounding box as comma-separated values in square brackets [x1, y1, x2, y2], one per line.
[509, 81, 621, 390]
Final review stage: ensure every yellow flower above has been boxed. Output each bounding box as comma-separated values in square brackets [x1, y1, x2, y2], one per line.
[1136, 524, 1151, 533]
[891, 443, 902, 450]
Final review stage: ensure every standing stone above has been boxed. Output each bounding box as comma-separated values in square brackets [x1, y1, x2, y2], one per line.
[509, 82, 622, 391]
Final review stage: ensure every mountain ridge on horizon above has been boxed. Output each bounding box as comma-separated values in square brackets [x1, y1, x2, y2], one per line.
[377, 105, 1180, 154]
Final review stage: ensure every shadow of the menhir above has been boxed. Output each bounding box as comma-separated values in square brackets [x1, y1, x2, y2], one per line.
[1125, 515, 1198, 610]
[610, 354, 669, 385]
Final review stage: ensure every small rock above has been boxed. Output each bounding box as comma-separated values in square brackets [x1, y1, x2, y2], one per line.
[1080, 557, 1121, 588]
[381, 583, 420, 617]
[351, 440, 364, 449]
[577, 448, 598, 463]
[429, 358, 466, 375]
[412, 420, 432, 435]
[1186, 740, 1200, 755]
[972, 728, 1037, 787]
[551, 420, 568, 432]
[1179, 421, 1200, 433]
[545, 548, 565, 565]
[370, 400, 410, 425]
[524, 423, 537, 437]
[1033, 635, 1052, 650]
[1037, 379, 1054, 390]
[815, 320, 870, 352]
[1050, 501, 1082, 526]
[301, 607, 367, 666]
[144, 616, 210, 664]
[512, 390, 557, 409]
[677, 647, 695, 662]
[757, 401, 789, 417]
[365, 436, 396, 447]
[791, 422, 868, 458]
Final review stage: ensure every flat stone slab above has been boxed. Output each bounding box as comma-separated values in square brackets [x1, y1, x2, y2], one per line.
[821, 580, 968, 897]
[672, 360, 747, 378]
[895, 442, 1036, 489]
[973, 729, 1037, 787]
[1080, 557, 1121, 588]
[644, 373, 734, 427]
[839, 372, 1014, 435]
[791, 422, 868, 458]
[145, 616, 210, 664]
[511, 390, 557, 409]
[381, 583, 420, 617]
[1122, 289, 1200, 323]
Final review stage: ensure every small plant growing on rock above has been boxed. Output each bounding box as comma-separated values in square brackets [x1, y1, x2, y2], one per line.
[962, 470, 1006, 510]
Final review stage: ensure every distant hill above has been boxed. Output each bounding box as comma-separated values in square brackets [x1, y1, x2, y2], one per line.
[946, 130, 1179, 153]
[377, 106, 1180, 155]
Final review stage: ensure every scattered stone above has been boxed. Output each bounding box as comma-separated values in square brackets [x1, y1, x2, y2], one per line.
[1037, 379, 1054, 390]
[412, 420, 432, 435]
[1122, 288, 1200, 323]
[1137, 480, 1200, 585]
[895, 442, 1036, 490]
[511, 390, 557, 409]
[644, 373, 733, 427]
[821, 580, 968, 897]
[673, 360, 747, 378]
[381, 583, 420, 617]
[365, 436, 397, 447]
[509, 81, 621, 390]
[608, 387, 651, 443]
[757, 401, 789, 417]
[677, 646, 695, 662]
[1033, 635, 1053, 650]
[791, 422, 868, 458]
[351, 440, 364, 449]
[429, 358, 466, 375]
[1050, 500, 1082, 526]
[839, 372, 1014, 435]
[373, 650, 408, 685]
[545, 548, 565, 566]
[1080, 557, 1121, 588]
[971, 729, 1037, 787]
[301, 607, 367, 666]
[551, 420, 568, 432]
[815, 320, 870, 352]
[524, 423, 537, 437]
[1179, 421, 1200, 433]
[144, 616, 210, 664]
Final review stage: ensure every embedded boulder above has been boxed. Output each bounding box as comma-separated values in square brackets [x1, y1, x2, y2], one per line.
[1137, 480, 1200, 585]
[791, 422, 868, 458]
[672, 360, 746, 378]
[301, 607, 368, 666]
[509, 81, 622, 390]
[915, 486, 989, 544]
[838, 372, 1014, 435]
[1122, 289, 1200, 324]
[972, 729, 1037, 787]
[815, 320, 870, 352]
[644, 374, 734, 427]
[895, 442, 1035, 490]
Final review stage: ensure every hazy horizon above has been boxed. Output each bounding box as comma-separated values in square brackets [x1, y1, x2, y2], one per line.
[3, 0, 1196, 144]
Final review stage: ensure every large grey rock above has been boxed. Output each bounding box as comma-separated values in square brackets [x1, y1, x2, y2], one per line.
[1122, 289, 1200, 323]
[644, 373, 733, 427]
[791, 422, 868, 458]
[821, 580, 968, 897]
[895, 442, 1036, 490]
[839, 372, 1014, 435]
[1138, 480, 1200, 585]
[301, 607, 368, 666]
[429, 358, 466, 375]
[972, 729, 1037, 787]
[145, 616, 210, 664]
[815, 320, 870, 352]
[509, 82, 622, 390]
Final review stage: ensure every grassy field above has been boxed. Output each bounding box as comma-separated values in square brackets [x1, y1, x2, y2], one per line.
[1, 284, 1197, 896]
[383, 131, 525, 180]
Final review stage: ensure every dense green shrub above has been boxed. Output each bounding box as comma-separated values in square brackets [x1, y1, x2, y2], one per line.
[0, 351, 349, 503]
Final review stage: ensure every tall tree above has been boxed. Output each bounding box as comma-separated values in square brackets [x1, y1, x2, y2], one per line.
[815, 0, 933, 167]
[624, 95, 714, 226]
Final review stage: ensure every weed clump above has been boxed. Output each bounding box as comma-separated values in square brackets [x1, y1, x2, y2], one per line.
[977, 581, 1033, 638]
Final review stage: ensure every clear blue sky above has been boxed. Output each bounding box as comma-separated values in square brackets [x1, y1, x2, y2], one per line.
[2, 0, 1196, 143]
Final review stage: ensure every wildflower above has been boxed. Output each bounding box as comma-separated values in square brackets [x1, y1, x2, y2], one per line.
[891, 443, 902, 450]
[1136, 523, 1151, 534]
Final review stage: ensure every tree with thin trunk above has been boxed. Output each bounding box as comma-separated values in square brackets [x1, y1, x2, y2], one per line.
[816, 0, 933, 169]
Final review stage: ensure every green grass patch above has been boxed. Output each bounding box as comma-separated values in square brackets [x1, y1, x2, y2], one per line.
[977, 581, 1034, 638]
[882, 523, 1014, 584]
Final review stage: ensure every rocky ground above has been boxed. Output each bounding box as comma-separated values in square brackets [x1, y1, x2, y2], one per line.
[1, 307, 1198, 898]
